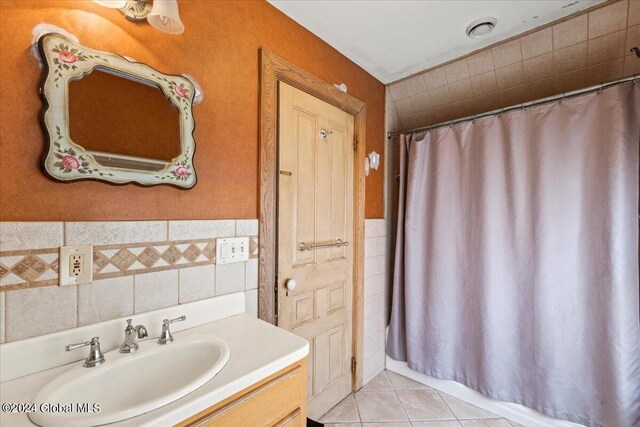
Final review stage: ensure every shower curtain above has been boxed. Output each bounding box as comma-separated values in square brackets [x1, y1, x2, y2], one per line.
[386, 82, 640, 427]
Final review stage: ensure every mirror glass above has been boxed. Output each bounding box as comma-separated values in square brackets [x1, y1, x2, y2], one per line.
[68, 68, 181, 172]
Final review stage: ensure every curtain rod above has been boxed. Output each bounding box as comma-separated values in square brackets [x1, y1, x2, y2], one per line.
[387, 74, 640, 140]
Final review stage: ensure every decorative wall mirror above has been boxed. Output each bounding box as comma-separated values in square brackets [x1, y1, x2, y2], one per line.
[37, 33, 197, 188]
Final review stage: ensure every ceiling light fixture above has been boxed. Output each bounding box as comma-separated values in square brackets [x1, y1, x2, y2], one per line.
[466, 17, 497, 39]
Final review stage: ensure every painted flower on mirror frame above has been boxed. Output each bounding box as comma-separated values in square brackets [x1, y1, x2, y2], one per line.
[53, 146, 90, 174]
[49, 42, 107, 87]
[175, 165, 189, 177]
[58, 50, 78, 64]
[51, 43, 89, 70]
[174, 83, 188, 98]
[151, 73, 193, 120]
[51, 128, 113, 177]
[170, 161, 192, 181]
[61, 154, 81, 169]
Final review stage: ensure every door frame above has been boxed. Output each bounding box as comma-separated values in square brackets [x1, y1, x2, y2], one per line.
[258, 48, 366, 390]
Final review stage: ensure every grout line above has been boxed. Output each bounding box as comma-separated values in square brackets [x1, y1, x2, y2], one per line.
[132, 275, 136, 314]
[177, 263, 181, 304]
[1, 292, 5, 344]
[75, 282, 80, 328]
[352, 390, 364, 424]
[392, 387, 412, 423]
[435, 388, 463, 424]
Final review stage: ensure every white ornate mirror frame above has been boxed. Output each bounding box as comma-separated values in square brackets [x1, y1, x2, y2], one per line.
[37, 33, 197, 189]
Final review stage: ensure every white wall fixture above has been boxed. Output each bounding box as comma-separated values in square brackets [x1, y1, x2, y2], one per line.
[368, 151, 380, 171]
[93, 0, 152, 21]
[93, 0, 185, 34]
[119, 0, 153, 21]
[365, 151, 380, 177]
[147, 0, 185, 34]
[93, 0, 127, 8]
[333, 83, 348, 93]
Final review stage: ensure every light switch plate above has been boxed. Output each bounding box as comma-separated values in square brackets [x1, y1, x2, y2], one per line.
[216, 237, 250, 264]
[59, 245, 93, 286]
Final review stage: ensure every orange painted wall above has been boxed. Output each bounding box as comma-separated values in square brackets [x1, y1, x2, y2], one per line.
[0, 0, 385, 221]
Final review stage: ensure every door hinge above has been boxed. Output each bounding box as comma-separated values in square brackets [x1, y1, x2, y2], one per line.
[351, 357, 357, 374]
[353, 136, 357, 152]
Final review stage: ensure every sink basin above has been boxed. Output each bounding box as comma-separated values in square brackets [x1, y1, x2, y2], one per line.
[29, 335, 230, 427]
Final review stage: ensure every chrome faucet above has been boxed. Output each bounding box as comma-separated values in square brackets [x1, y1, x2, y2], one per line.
[158, 315, 186, 344]
[66, 337, 105, 368]
[119, 319, 148, 353]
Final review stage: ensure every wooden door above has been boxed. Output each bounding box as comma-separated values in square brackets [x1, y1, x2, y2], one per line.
[277, 82, 355, 419]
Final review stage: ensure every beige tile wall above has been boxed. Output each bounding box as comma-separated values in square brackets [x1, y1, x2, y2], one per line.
[363, 219, 389, 384]
[0, 220, 259, 343]
[388, 0, 640, 131]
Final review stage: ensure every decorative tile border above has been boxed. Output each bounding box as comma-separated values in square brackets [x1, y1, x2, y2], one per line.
[0, 236, 258, 292]
[0, 248, 59, 291]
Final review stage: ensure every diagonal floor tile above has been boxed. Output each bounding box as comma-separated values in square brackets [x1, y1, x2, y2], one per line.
[355, 390, 409, 422]
[362, 423, 411, 427]
[387, 370, 431, 390]
[361, 370, 394, 391]
[507, 421, 527, 427]
[320, 394, 360, 423]
[438, 393, 500, 420]
[412, 422, 463, 427]
[459, 419, 512, 427]
[324, 424, 362, 427]
[396, 389, 457, 421]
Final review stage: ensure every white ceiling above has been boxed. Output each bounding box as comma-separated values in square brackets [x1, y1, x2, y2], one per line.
[268, 0, 606, 84]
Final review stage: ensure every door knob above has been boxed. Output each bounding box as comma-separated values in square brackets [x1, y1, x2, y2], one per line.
[285, 279, 297, 291]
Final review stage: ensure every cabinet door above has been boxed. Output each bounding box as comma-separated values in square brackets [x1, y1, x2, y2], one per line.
[177, 359, 307, 427]
[275, 410, 304, 427]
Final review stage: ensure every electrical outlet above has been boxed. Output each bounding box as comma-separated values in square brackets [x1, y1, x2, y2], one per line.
[70, 254, 83, 277]
[216, 237, 250, 264]
[60, 245, 93, 286]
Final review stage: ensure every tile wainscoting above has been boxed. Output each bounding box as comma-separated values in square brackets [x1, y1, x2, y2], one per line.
[0, 220, 259, 343]
[0, 219, 392, 381]
[363, 219, 390, 385]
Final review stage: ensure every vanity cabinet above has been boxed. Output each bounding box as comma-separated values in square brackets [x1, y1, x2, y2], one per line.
[177, 358, 307, 427]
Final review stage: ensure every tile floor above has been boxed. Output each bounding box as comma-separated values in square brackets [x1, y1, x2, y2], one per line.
[319, 370, 525, 427]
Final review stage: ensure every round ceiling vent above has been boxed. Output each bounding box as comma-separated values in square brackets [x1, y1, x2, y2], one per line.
[466, 17, 498, 38]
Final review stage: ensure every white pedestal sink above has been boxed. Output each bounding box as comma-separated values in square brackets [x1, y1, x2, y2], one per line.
[28, 335, 230, 427]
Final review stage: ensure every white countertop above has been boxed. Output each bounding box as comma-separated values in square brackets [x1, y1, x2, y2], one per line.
[0, 313, 309, 427]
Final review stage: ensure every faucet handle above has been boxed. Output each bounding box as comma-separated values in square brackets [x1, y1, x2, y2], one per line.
[166, 315, 186, 325]
[66, 337, 105, 368]
[158, 315, 186, 345]
[66, 339, 94, 352]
